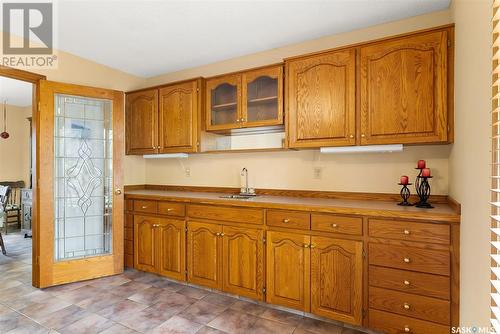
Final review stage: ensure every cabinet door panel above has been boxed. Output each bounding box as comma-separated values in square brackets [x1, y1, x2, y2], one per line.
[206, 75, 241, 131]
[159, 80, 199, 153]
[266, 231, 310, 311]
[287, 50, 356, 148]
[360, 30, 448, 144]
[187, 221, 222, 289]
[126, 89, 158, 155]
[222, 226, 264, 300]
[134, 215, 158, 273]
[310, 236, 363, 325]
[157, 219, 185, 281]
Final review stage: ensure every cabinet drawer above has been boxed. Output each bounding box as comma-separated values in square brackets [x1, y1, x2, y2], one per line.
[158, 201, 186, 217]
[187, 204, 263, 225]
[369, 309, 450, 334]
[369, 266, 450, 300]
[369, 219, 450, 245]
[311, 214, 362, 235]
[267, 210, 310, 229]
[369, 287, 450, 325]
[133, 200, 158, 214]
[369, 243, 450, 276]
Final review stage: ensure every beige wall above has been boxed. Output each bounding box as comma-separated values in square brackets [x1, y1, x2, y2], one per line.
[140, 9, 453, 195]
[450, 0, 491, 328]
[0, 104, 32, 187]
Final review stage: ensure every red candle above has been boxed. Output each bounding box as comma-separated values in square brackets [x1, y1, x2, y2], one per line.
[400, 175, 409, 185]
[421, 168, 431, 177]
[417, 160, 426, 169]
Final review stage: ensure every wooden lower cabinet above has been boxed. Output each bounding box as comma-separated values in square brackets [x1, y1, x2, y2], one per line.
[310, 236, 363, 325]
[134, 215, 186, 280]
[222, 226, 264, 300]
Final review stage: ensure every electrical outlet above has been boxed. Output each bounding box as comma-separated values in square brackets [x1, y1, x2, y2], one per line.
[313, 167, 322, 179]
[185, 168, 191, 177]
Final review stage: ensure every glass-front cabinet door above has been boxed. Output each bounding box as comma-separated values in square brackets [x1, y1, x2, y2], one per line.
[36, 80, 124, 288]
[242, 66, 283, 127]
[206, 75, 241, 131]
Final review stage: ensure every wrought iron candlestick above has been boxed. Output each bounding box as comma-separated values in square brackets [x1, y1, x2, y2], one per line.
[398, 183, 413, 206]
[415, 176, 434, 208]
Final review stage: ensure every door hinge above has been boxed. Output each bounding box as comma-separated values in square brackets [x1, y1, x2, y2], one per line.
[196, 88, 200, 92]
[262, 287, 266, 295]
[262, 238, 266, 244]
[362, 249, 366, 259]
[38, 102, 41, 110]
[185, 227, 188, 232]
[447, 39, 451, 47]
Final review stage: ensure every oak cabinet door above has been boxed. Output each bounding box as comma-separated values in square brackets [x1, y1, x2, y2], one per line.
[310, 236, 363, 325]
[286, 50, 356, 148]
[222, 226, 264, 301]
[360, 30, 448, 144]
[266, 231, 310, 311]
[157, 219, 186, 281]
[134, 215, 158, 273]
[206, 75, 242, 131]
[159, 80, 200, 153]
[126, 89, 158, 155]
[187, 221, 222, 289]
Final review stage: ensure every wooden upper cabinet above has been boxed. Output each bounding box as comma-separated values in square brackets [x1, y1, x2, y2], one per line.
[310, 236, 363, 325]
[286, 49, 356, 148]
[206, 65, 283, 131]
[360, 30, 449, 144]
[134, 215, 158, 273]
[126, 89, 158, 155]
[266, 231, 310, 312]
[158, 80, 200, 153]
[206, 75, 241, 131]
[187, 221, 222, 289]
[222, 226, 264, 301]
[157, 219, 185, 281]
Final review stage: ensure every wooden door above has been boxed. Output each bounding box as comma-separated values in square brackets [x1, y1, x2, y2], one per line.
[134, 215, 158, 273]
[157, 218, 186, 281]
[286, 49, 356, 148]
[266, 231, 310, 311]
[187, 221, 222, 289]
[158, 80, 200, 153]
[222, 226, 264, 300]
[206, 75, 242, 131]
[125, 89, 158, 155]
[242, 66, 283, 127]
[37, 81, 124, 288]
[360, 30, 448, 144]
[310, 236, 363, 325]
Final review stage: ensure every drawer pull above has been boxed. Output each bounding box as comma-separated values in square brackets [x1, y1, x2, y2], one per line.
[403, 280, 411, 286]
[167, 208, 173, 212]
[403, 229, 411, 235]
[331, 223, 338, 228]
[141, 206, 148, 209]
[220, 233, 225, 237]
[403, 257, 411, 263]
[153, 224, 159, 227]
[283, 219, 290, 223]
[404, 326, 411, 333]
[216, 232, 221, 236]
[403, 303, 411, 310]
[303, 244, 310, 248]
[310, 244, 316, 249]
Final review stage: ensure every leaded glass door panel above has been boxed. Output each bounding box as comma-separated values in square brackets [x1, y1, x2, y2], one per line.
[37, 81, 124, 288]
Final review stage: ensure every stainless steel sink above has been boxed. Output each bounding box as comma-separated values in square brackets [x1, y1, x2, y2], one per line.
[219, 194, 257, 200]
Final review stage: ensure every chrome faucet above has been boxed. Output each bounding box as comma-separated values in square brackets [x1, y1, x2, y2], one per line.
[240, 168, 255, 196]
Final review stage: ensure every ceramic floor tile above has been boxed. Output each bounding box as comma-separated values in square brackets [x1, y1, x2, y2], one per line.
[259, 308, 303, 326]
[151, 315, 203, 334]
[296, 317, 344, 334]
[201, 293, 237, 307]
[97, 299, 148, 322]
[249, 318, 295, 334]
[195, 327, 227, 334]
[128, 286, 172, 305]
[207, 309, 259, 334]
[178, 300, 228, 325]
[55, 285, 104, 304]
[108, 280, 152, 298]
[177, 286, 210, 300]
[89, 274, 131, 289]
[38, 305, 89, 330]
[75, 292, 126, 313]
[151, 279, 185, 292]
[3, 315, 48, 334]
[229, 300, 268, 316]
[58, 313, 115, 334]
[18, 296, 72, 321]
[99, 323, 138, 334]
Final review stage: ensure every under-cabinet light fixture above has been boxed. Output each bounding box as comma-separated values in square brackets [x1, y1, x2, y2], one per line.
[143, 153, 189, 159]
[320, 144, 403, 154]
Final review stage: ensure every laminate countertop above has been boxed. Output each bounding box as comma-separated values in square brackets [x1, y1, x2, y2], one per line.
[125, 189, 460, 223]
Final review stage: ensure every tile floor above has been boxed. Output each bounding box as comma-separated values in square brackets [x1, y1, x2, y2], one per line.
[0, 233, 369, 334]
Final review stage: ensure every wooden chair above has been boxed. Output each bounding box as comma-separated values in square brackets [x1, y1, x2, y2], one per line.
[0, 181, 24, 234]
[0, 186, 8, 255]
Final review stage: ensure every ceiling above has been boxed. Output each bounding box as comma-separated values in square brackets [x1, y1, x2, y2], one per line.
[14, 0, 451, 77]
[0, 77, 33, 107]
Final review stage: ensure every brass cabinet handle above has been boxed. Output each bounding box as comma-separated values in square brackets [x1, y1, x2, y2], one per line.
[331, 223, 338, 228]
[216, 232, 221, 236]
[403, 257, 411, 263]
[310, 244, 316, 249]
[403, 280, 411, 286]
[114, 188, 122, 195]
[236, 119, 240, 123]
[220, 233, 225, 237]
[283, 219, 290, 223]
[167, 208, 173, 212]
[403, 229, 411, 235]
[403, 303, 411, 310]
[349, 134, 354, 139]
[404, 326, 411, 333]
[361, 134, 366, 138]
[303, 244, 310, 248]
[153, 224, 160, 227]
[141, 206, 148, 209]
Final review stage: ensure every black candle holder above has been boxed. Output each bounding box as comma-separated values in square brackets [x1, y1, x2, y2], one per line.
[415, 176, 434, 208]
[398, 183, 413, 206]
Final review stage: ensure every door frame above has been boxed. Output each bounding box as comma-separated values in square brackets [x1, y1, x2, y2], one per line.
[0, 66, 45, 287]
